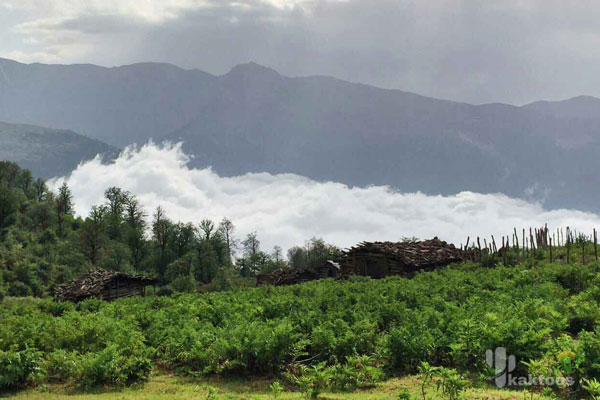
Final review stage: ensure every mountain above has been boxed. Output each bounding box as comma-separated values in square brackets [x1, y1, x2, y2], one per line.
[0, 58, 213, 147]
[1, 57, 599, 211]
[0, 121, 117, 179]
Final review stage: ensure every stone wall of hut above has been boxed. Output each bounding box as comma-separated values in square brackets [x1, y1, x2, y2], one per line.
[100, 278, 147, 301]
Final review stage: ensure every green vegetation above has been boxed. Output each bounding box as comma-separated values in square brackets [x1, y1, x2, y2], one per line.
[2, 260, 600, 398]
[3, 162, 600, 399]
[0, 161, 340, 299]
[9, 373, 551, 399]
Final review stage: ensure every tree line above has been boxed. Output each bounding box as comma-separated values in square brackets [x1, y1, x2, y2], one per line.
[0, 161, 341, 298]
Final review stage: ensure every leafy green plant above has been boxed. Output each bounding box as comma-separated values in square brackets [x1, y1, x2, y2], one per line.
[0, 347, 40, 389]
[417, 362, 439, 400]
[434, 367, 467, 400]
[36, 349, 78, 383]
[74, 344, 152, 390]
[330, 355, 384, 391]
[205, 386, 218, 400]
[582, 378, 600, 399]
[286, 362, 331, 399]
[269, 380, 284, 398]
[398, 388, 416, 399]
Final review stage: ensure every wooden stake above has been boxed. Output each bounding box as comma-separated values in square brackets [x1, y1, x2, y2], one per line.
[566, 227, 571, 263]
[594, 229, 598, 262]
[549, 237, 553, 262]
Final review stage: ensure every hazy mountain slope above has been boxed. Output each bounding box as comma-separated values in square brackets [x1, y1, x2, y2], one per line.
[521, 96, 600, 147]
[1, 57, 599, 211]
[166, 63, 598, 211]
[0, 58, 213, 147]
[0, 121, 117, 179]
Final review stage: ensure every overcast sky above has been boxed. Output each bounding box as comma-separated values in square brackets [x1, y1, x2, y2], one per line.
[2, 0, 600, 104]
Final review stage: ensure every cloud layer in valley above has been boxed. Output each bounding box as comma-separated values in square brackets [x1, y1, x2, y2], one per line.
[48, 143, 600, 254]
[3, 0, 600, 104]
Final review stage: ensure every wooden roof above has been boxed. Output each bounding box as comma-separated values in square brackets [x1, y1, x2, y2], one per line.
[257, 268, 320, 286]
[54, 268, 157, 302]
[345, 237, 464, 268]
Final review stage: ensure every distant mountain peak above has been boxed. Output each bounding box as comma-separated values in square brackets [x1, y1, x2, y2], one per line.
[564, 94, 600, 103]
[225, 62, 281, 80]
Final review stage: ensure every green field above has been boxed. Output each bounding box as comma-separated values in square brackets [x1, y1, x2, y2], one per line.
[3, 259, 600, 399]
[8, 373, 550, 399]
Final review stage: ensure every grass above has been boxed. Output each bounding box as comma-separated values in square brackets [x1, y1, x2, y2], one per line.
[6, 373, 551, 400]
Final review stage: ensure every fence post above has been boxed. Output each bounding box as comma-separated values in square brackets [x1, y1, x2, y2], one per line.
[566, 227, 571, 263]
[594, 229, 598, 262]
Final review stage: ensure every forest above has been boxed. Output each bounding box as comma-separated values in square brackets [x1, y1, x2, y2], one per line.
[3, 161, 600, 399]
[0, 161, 341, 299]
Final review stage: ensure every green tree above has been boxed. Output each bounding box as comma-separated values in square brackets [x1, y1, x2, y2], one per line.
[55, 182, 73, 236]
[199, 219, 215, 241]
[218, 217, 237, 265]
[81, 205, 107, 266]
[0, 186, 18, 230]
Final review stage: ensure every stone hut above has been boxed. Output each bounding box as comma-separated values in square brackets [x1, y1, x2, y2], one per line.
[54, 268, 157, 302]
[341, 237, 464, 278]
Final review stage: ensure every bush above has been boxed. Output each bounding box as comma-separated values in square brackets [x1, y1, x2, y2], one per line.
[37, 350, 78, 383]
[386, 325, 439, 373]
[0, 348, 40, 389]
[0, 261, 597, 394]
[329, 355, 384, 391]
[74, 345, 152, 390]
[285, 362, 331, 399]
[577, 330, 600, 380]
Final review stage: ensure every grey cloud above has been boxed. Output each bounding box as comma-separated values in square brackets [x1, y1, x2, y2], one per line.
[4, 0, 600, 103]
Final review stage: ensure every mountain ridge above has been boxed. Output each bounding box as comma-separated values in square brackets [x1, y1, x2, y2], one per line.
[0, 121, 117, 179]
[0, 57, 599, 211]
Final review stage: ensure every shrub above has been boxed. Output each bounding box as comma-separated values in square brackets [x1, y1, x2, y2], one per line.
[74, 344, 152, 390]
[286, 362, 331, 399]
[37, 300, 75, 317]
[0, 348, 40, 389]
[577, 331, 600, 381]
[434, 367, 467, 400]
[386, 325, 439, 373]
[269, 381, 284, 398]
[37, 350, 78, 383]
[329, 355, 384, 391]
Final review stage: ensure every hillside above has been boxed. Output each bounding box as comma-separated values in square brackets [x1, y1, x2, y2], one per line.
[2, 260, 599, 398]
[0, 121, 117, 178]
[1, 58, 600, 210]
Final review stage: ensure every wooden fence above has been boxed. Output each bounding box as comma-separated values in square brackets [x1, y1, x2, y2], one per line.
[460, 225, 599, 265]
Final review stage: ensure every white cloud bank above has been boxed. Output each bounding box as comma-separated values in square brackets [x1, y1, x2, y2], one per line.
[48, 143, 600, 253]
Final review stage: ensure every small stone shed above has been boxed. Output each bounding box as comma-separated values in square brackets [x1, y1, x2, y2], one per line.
[54, 268, 157, 302]
[341, 237, 464, 278]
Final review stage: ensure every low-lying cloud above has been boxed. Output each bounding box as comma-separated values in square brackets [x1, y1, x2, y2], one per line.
[49, 143, 600, 253]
